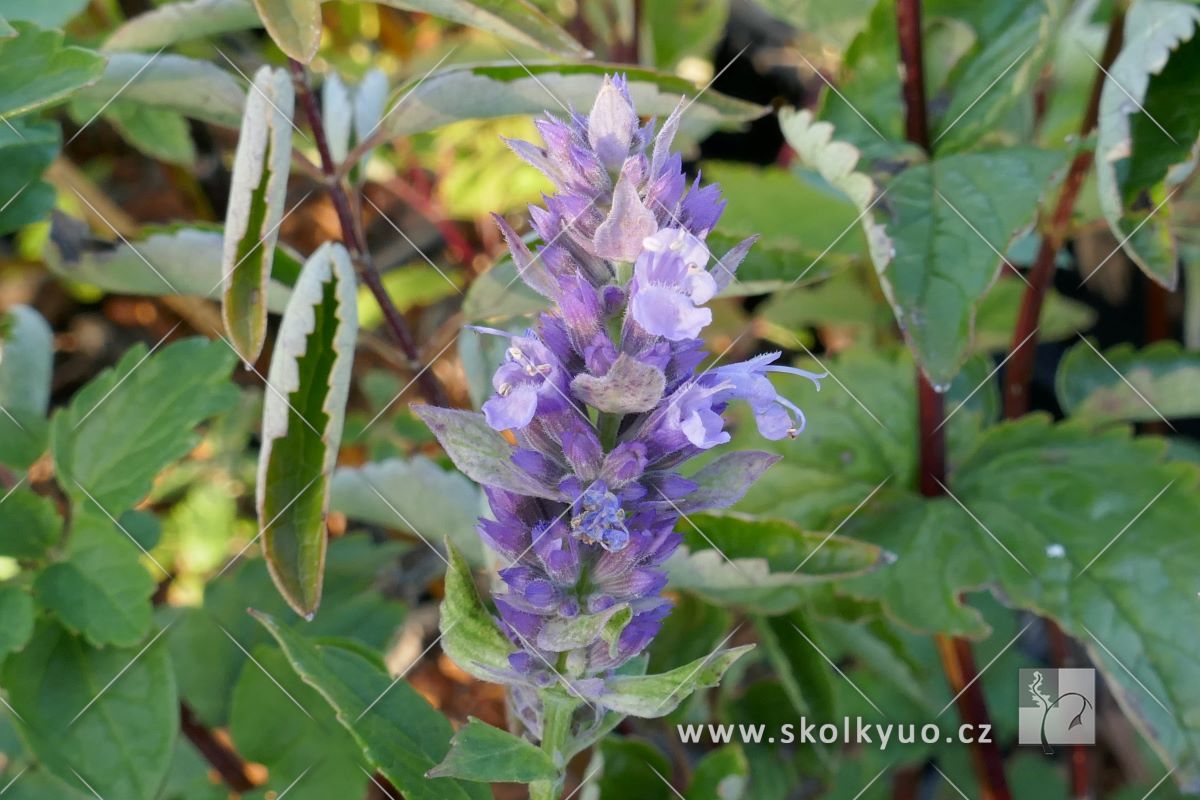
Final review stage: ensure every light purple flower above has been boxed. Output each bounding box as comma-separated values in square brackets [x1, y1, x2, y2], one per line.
[418, 74, 823, 743]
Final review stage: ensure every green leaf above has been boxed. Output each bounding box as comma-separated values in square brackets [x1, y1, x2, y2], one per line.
[878, 148, 1063, 386]
[168, 533, 405, 727]
[587, 645, 754, 718]
[44, 221, 299, 307]
[254, 611, 491, 800]
[752, 612, 837, 723]
[229, 644, 369, 799]
[258, 242, 358, 617]
[0, 118, 58, 235]
[972, 277, 1096, 352]
[0, 305, 53, 469]
[641, 0, 729, 69]
[376, 0, 586, 58]
[34, 511, 156, 648]
[1096, 0, 1200, 289]
[330, 456, 484, 563]
[0, 0, 88, 27]
[0, 584, 34, 658]
[0, 490, 60, 560]
[428, 717, 558, 783]
[439, 540, 514, 681]
[687, 746, 749, 800]
[3, 620, 177, 800]
[73, 52, 246, 128]
[97, 103, 195, 165]
[413, 405, 562, 500]
[704, 159, 870, 293]
[596, 737, 672, 799]
[841, 417, 1200, 788]
[1056, 339, 1200, 423]
[252, 0, 321, 62]
[665, 513, 891, 613]
[380, 62, 765, 140]
[104, 0, 262, 51]
[222, 65, 294, 362]
[51, 337, 238, 513]
[931, 0, 1057, 154]
[0, 22, 105, 119]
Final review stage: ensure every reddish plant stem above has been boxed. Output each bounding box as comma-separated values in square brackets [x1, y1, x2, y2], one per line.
[180, 703, 256, 792]
[1002, 6, 1125, 418]
[1000, 11, 1125, 800]
[896, 1, 1011, 798]
[288, 59, 450, 407]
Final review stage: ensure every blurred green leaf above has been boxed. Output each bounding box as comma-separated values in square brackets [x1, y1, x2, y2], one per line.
[0, 22, 105, 119]
[331, 456, 483, 562]
[0, 119, 58, 236]
[34, 510, 157, 648]
[376, 0, 586, 58]
[229, 644, 369, 799]
[0, 0, 87, 27]
[429, 717, 557, 783]
[931, 0, 1058, 154]
[168, 534, 405, 727]
[0, 490, 60, 560]
[972, 278, 1096, 352]
[3, 621, 177, 800]
[705, 160, 868, 291]
[252, 0, 321, 62]
[597, 736, 673, 799]
[258, 244, 358, 617]
[687, 745, 749, 800]
[0, 305, 53, 469]
[104, 0, 262, 51]
[254, 611, 491, 800]
[1096, 1, 1200, 289]
[73, 53, 246, 128]
[0, 583, 34, 658]
[100, 104, 196, 165]
[1056, 339, 1200, 423]
[640, 0, 729, 69]
[51, 337, 238, 513]
[44, 222, 300, 306]
[752, 612, 837, 723]
[380, 62, 765, 140]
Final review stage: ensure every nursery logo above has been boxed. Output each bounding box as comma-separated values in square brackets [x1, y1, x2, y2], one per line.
[1018, 668, 1095, 752]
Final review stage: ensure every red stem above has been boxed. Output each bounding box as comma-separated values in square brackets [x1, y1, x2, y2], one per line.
[180, 703, 256, 792]
[896, 1, 1011, 797]
[288, 59, 450, 407]
[1002, 6, 1125, 418]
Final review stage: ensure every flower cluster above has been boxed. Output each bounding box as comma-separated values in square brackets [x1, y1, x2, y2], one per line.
[425, 76, 822, 740]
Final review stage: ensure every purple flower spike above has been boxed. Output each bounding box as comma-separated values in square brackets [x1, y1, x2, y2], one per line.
[418, 74, 823, 745]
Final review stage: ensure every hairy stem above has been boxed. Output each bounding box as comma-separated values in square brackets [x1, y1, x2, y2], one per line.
[530, 692, 579, 800]
[1002, 5, 1126, 418]
[896, 1, 1011, 797]
[287, 59, 450, 407]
